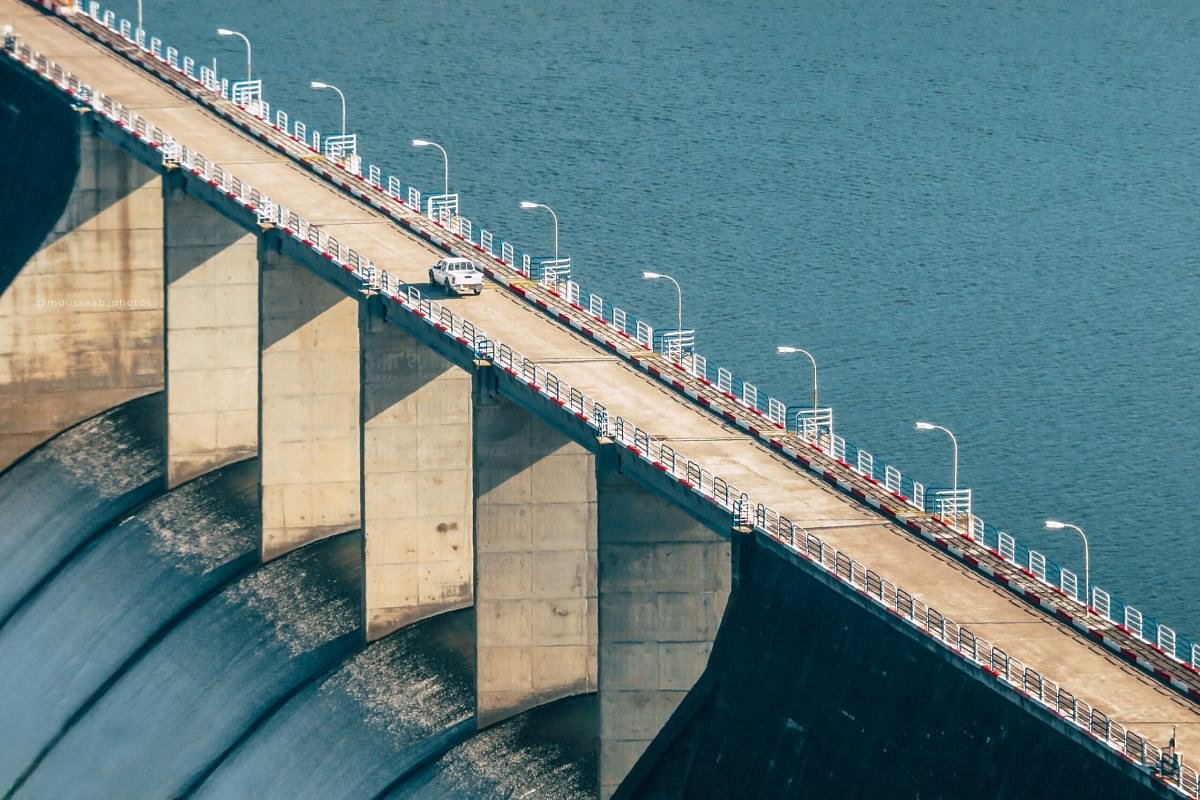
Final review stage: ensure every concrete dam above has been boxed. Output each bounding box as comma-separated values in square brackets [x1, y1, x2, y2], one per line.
[2, 2, 1199, 798]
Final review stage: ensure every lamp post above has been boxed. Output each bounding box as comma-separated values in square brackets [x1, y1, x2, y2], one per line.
[915, 421, 958, 523]
[136, 0, 143, 40]
[216, 28, 251, 81]
[1045, 520, 1090, 612]
[309, 81, 346, 137]
[519, 201, 559, 262]
[642, 271, 683, 336]
[412, 139, 449, 196]
[776, 345, 819, 416]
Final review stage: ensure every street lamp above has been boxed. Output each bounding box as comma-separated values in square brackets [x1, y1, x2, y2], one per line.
[412, 139, 449, 196]
[915, 421, 959, 524]
[642, 271, 683, 336]
[776, 346, 819, 416]
[216, 28, 251, 81]
[1045, 520, 1091, 613]
[309, 81, 347, 137]
[518, 201, 559, 262]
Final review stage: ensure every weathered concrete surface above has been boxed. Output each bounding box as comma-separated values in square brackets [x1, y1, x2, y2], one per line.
[259, 235, 360, 560]
[618, 531, 1177, 800]
[360, 298, 473, 640]
[0, 113, 163, 470]
[597, 447, 730, 799]
[473, 373, 597, 728]
[164, 175, 258, 487]
[9, 2, 1200, 779]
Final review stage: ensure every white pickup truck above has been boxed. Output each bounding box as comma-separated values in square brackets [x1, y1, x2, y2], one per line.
[428, 257, 484, 296]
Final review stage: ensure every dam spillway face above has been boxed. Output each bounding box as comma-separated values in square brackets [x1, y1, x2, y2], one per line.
[1, 5, 1196, 798]
[0, 398, 597, 799]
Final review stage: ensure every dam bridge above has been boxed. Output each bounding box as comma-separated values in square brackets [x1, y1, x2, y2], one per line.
[2, 1, 1200, 797]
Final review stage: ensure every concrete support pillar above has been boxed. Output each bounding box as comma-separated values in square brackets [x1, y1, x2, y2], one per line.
[473, 375, 597, 728]
[359, 299, 473, 641]
[0, 127, 163, 469]
[597, 452, 731, 798]
[259, 237, 360, 560]
[163, 176, 258, 487]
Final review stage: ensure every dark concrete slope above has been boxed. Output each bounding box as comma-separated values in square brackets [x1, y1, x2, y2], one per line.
[0, 459, 258, 793]
[0, 55, 79, 292]
[192, 610, 476, 800]
[382, 693, 598, 800]
[0, 392, 165, 625]
[15, 531, 364, 800]
[619, 532, 1172, 800]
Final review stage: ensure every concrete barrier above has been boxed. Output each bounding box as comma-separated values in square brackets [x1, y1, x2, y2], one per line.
[359, 297, 473, 640]
[258, 233, 360, 560]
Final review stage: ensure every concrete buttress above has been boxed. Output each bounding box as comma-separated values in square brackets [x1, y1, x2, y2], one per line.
[359, 297, 474, 641]
[473, 367, 598, 728]
[258, 232, 360, 560]
[597, 446, 730, 798]
[0, 121, 163, 469]
[163, 173, 259, 487]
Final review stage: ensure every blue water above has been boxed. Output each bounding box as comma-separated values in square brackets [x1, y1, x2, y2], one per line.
[93, 0, 1200, 633]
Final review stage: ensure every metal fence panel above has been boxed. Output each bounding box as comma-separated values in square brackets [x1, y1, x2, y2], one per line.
[1159, 625, 1177, 659]
[1029, 550, 1046, 582]
[884, 465, 902, 495]
[635, 320, 653, 348]
[1093, 587, 1112, 621]
[1061, 568, 1078, 604]
[1125, 606, 1144, 640]
[998, 531, 1015, 562]
[767, 398, 786, 426]
[741, 381, 757, 410]
[717, 367, 732, 395]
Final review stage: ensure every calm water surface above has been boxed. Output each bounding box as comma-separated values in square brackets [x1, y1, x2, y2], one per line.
[98, 0, 1200, 631]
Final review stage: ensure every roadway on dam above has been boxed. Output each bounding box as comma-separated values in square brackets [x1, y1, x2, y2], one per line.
[6, 0, 1200, 761]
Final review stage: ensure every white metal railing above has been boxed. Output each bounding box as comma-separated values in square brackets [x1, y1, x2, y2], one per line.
[537, 255, 571, 282]
[794, 407, 834, 442]
[656, 329, 695, 362]
[611, 307, 626, 336]
[766, 397, 786, 427]
[635, 320, 653, 349]
[931, 488, 972, 521]
[230, 78, 261, 107]
[1029, 550, 1046, 582]
[1093, 588, 1112, 622]
[1061, 569, 1079, 604]
[14, 16, 1200, 793]
[425, 192, 458, 219]
[322, 133, 357, 159]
